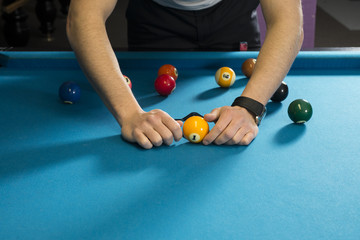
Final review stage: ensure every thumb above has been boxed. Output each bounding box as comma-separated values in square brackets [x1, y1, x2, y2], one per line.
[204, 108, 221, 122]
[176, 120, 184, 127]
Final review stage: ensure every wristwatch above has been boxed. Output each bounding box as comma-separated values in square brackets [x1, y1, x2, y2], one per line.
[231, 96, 267, 126]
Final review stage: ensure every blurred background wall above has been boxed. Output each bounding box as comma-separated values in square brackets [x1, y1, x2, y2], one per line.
[1, 0, 360, 51]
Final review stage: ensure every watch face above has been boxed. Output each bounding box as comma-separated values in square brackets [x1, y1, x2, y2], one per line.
[256, 107, 267, 126]
[255, 116, 261, 126]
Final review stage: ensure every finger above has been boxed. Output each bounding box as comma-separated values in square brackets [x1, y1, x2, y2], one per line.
[151, 111, 183, 142]
[133, 129, 153, 149]
[224, 127, 248, 145]
[162, 117, 183, 142]
[239, 132, 256, 146]
[176, 120, 183, 128]
[144, 111, 173, 145]
[202, 112, 231, 145]
[153, 122, 175, 146]
[213, 120, 240, 145]
[148, 112, 183, 144]
[143, 128, 163, 147]
[204, 108, 221, 122]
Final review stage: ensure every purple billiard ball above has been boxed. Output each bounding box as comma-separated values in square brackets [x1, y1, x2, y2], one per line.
[59, 81, 81, 104]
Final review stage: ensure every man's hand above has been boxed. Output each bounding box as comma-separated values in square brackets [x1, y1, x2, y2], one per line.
[121, 109, 183, 149]
[202, 106, 258, 146]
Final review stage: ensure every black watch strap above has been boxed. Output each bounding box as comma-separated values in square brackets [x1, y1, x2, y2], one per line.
[231, 96, 265, 116]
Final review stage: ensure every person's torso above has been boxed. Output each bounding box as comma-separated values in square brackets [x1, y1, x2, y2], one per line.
[151, 0, 223, 10]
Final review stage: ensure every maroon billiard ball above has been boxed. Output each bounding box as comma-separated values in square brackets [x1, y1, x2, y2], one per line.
[154, 74, 176, 96]
[123, 75, 132, 89]
[241, 58, 256, 78]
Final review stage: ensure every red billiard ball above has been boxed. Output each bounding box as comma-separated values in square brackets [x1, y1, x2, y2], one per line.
[158, 64, 178, 81]
[59, 81, 81, 104]
[215, 67, 236, 88]
[154, 74, 176, 96]
[241, 58, 256, 78]
[123, 75, 132, 89]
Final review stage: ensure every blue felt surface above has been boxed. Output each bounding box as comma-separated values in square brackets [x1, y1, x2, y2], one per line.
[1, 51, 360, 240]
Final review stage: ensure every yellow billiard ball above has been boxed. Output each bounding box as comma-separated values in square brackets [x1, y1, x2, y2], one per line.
[215, 67, 236, 88]
[183, 116, 209, 143]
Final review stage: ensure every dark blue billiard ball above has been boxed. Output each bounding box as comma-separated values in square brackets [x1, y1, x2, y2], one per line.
[59, 81, 81, 104]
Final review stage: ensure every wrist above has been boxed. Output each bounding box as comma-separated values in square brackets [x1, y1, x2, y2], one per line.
[114, 104, 144, 126]
[231, 96, 267, 126]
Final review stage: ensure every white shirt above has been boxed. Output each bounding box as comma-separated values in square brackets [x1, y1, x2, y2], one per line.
[152, 0, 223, 10]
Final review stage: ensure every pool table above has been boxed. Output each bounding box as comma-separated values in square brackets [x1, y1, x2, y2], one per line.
[1, 51, 360, 240]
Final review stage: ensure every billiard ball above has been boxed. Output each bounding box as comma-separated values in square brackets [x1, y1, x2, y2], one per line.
[59, 81, 81, 104]
[241, 58, 256, 78]
[271, 81, 289, 102]
[124, 75, 132, 89]
[215, 67, 236, 88]
[183, 116, 209, 143]
[288, 99, 313, 123]
[158, 64, 178, 81]
[154, 74, 176, 96]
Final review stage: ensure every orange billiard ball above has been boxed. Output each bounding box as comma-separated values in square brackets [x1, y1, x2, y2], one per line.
[241, 58, 256, 78]
[158, 64, 178, 81]
[124, 75, 132, 89]
[183, 116, 209, 143]
[215, 67, 236, 88]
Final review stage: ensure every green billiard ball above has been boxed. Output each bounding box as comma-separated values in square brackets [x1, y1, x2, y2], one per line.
[288, 99, 313, 123]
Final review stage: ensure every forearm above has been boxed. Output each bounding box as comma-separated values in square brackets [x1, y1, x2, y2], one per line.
[242, 1, 304, 105]
[66, 5, 142, 125]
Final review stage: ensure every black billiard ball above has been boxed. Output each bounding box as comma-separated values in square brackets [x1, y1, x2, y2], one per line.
[288, 99, 313, 123]
[59, 81, 81, 104]
[271, 81, 289, 102]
